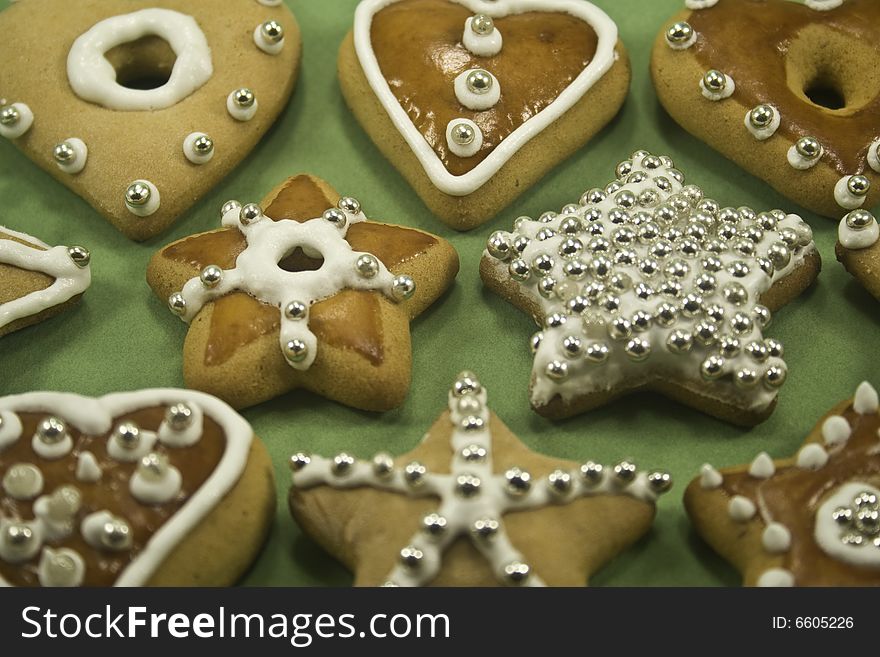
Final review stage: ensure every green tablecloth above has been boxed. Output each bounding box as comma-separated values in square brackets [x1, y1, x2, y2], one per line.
[1, 0, 877, 587]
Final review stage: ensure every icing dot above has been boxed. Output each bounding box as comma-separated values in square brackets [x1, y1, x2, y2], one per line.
[463, 15, 503, 57]
[81, 511, 133, 552]
[31, 418, 74, 460]
[743, 105, 780, 141]
[867, 139, 880, 174]
[854, 381, 879, 414]
[834, 175, 869, 210]
[796, 444, 829, 470]
[107, 422, 157, 462]
[699, 70, 734, 101]
[158, 402, 203, 447]
[805, 0, 844, 9]
[183, 132, 215, 165]
[0, 411, 23, 450]
[786, 139, 822, 170]
[686, 0, 719, 8]
[0, 102, 34, 139]
[0, 519, 42, 564]
[2, 463, 44, 500]
[665, 21, 696, 50]
[258, 0, 284, 5]
[38, 547, 85, 587]
[130, 453, 182, 505]
[757, 568, 795, 587]
[748, 452, 775, 479]
[454, 68, 501, 111]
[124, 180, 161, 217]
[838, 210, 879, 250]
[227, 88, 259, 121]
[699, 463, 722, 489]
[822, 415, 851, 447]
[728, 495, 756, 522]
[446, 118, 483, 158]
[253, 20, 285, 55]
[76, 451, 102, 483]
[52, 138, 88, 174]
[761, 522, 791, 553]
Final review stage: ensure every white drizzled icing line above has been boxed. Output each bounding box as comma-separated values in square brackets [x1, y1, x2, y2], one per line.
[814, 481, 880, 569]
[354, 0, 619, 196]
[728, 495, 756, 522]
[253, 23, 285, 55]
[0, 103, 33, 139]
[454, 68, 501, 111]
[700, 73, 734, 101]
[55, 138, 88, 174]
[757, 568, 795, 587]
[463, 16, 503, 57]
[446, 119, 483, 158]
[66, 9, 213, 111]
[854, 382, 879, 414]
[700, 463, 722, 489]
[834, 176, 867, 210]
[868, 139, 880, 174]
[796, 444, 828, 470]
[686, 0, 719, 8]
[0, 229, 91, 332]
[0, 411, 23, 450]
[76, 451, 102, 483]
[822, 415, 851, 448]
[0, 389, 253, 587]
[838, 211, 879, 250]
[786, 143, 823, 170]
[37, 548, 85, 587]
[183, 132, 214, 165]
[805, 0, 844, 10]
[761, 522, 791, 553]
[227, 91, 259, 121]
[743, 107, 780, 141]
[748, 452, 775, 479]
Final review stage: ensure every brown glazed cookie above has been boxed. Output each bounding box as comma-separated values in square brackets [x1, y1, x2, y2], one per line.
[0, 0, 301, 241]
[0, 389, 274, 586]
[685, 381, 880, 586]
[0, 227, 91, 339]
[480, 150, 821, 426]
[338, 0, 630, 230]
[289, 372, 672, 587]
[651, 0, 880, 219]
[836, 209, 880, 300]
[147, 174, 459, 412]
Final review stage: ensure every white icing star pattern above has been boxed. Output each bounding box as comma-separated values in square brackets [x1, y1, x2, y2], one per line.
[482, 150, 817, 417]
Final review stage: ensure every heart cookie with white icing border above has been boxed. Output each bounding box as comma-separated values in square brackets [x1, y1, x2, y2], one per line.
[339, 0, 630, 230]
[0, 389, 273, 587]
[0, 227, 91, 339]
[0, 0, 301, 241]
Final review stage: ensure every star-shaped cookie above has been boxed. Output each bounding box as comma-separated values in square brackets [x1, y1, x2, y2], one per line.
[147, 174, 459, 412]
[480, 149, 821, 426]
[0, 227, 91, 339]
[686, 381, 880, 586]
[289, 372, 672, 587]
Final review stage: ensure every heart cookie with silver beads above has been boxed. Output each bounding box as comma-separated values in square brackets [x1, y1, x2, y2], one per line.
[0, 0, 301, 241]
[0, 389, 274, 587]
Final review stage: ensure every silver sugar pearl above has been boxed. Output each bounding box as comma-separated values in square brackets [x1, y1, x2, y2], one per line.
[461, 443, 488, 462]
[284, 300, 308, 321]
[0, 105, 20, 126]
[331, 452, 355, 476]
[795, 136, 821, 159]
[471, 517, 500, 541]
[749, 104, 775, 129]
[404, 461, 427, 487]
[450, 121, 476, 146]
[261, 20, 284, 43]
[125, 182, 151, 206]
[505, 467, 531, 496]
[422, 513, 448, 537]
[200, 264, 223, 288]
[67, 246, 90, 268]
[701, 355, 725, 380]
[233, 88, 256, 109]
[284, 339, 309, 363]
[323, 208, 347, 228]
[101, 518, 132, 550]
[165, 402, 193, 431]
[53, 141, 76, 164]
[456, 473, 481, 497]
[193, 135, 213, 155]
[239, 203, 263, 225]
[356, 254, 380, 278]
[289, 452, 311, 472]
[114, 422, 140, 450]
[613, 460, 637, 484]
[338, 196, 361, 214]
[579, 461, 604, 486]
[372, 452, 394, 478]
[547, 469, 572, 496]
[470, 13, 495, 35]
[168, 292, 187, 316]
[391, 275, 416, 302]
[221, 200, 242, 218]
[847, 175, 871, 197]
[466, 69, 494, 95]
[503, 561, 531, 585]
[37, 417, 67, 444]
[845, 209, 875, 230]
[647, 470, 673, 494]
[399, 546, 423, 569]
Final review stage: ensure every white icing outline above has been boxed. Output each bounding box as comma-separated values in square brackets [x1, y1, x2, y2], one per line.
[258, 0, 284, 6]
[0, 228, 91, 333]
[805, 0, 844, 10]
[834, 175, 868, 210]
[0, 389, 253, 587]
[0, 103, 34, 139]
[454, 68, 501, 110]
[183, 132, 214, 165]
[786, 143, 822, 170]
[446, 118, 483, 157]
[686, 0, 719, 8]
[66, 9, 213, 111]
[868, 139, 880, 174]
[0, 411, 24, 451]
[838, 211, 879, 250]
[743, 106, 780, 141]
[54, 138, 88, 175]
[462, 17, 503, 57]
[814, 482, 880, 569]
[125, 180, 161, 217]
[354, 0, 618, 196]
[226, 90, 259, 121]
[700, 72, 734, 101]
[253, 23, 285, 55]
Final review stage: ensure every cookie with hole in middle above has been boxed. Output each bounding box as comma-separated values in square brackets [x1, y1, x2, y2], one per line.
[836, 209, 880, 300]
[0, 0, 300, 240]
[0, 227, 91, 339]
[146, 174, 459, 412]
[339, 0, 630, 230]
[651, 0, 880, 219]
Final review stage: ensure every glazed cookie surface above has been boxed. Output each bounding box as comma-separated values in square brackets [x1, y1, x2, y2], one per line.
[651, 0, 880, 218]
[0, 389, 274, 587]
[0, 227, 91, 339]
[836, 209, 880, 300]
[147, 174, 459, 412]
[0, 0, 301, 241]
[480, 150, 821, 426]
[686, 381, 880, 587]
[289, 372, 672, 587]
[339, 0, 631, 230]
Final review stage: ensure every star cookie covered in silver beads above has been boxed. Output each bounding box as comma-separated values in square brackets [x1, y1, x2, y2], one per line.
[147, 174, 459, 412]
[289, 372, 672, 586]
[480, 150, 820, 425]
[686, 381, 880, 586]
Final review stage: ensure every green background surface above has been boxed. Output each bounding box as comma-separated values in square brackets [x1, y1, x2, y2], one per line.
[1, 0, 877, 587]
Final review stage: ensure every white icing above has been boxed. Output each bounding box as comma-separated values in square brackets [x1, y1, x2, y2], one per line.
[258, 0, 284, 5]
[291, 376, 665, 586]
[838, 211, 879, 250]
[174, 201, 406, 371]
[0, 411, 23, 451]
[854, 381, 879, 414]
[37, 548, 85, 587]
[158, 403, 204, 448]
[107, 428, 157, 463]
[2, 463, 43, 500]
[183, 132, 214, 165]
[33, 495, 76, 541]
[66, 9, 213, 111]
[31, 433, 73, 461]
[75, 451, 102, 483]
[700, 73, 734, 101]
[757, 568, 795, 587]
[354, 0, 619, 196]
[130, 464, 183, 505]
[761, 522, 791, 553]
[796, 444, 828, 470]
[728, 495, 756, 521]
[748, 452, 775, 479]
[226, 90, 259, 121]
[666, 27, 696, 51]
[454, 68, 501, 111]
[482, 152, 816, 414]
[815, 482, 880, 569]
[867, 139, 880, 174]
[805, 0, 844, 10]
[834, 176, 868, 210]
[80, 511, 122, 551]
[253, 23, 285, 55]
[462, 17, 503, 57]
[446, 118, 483, 158]
[0, 228, 92, 333]
[786, 143, 822, 170]
[0, 518, 42, 564]
[700, 463, 722, 489]
[125, 180, 160, 217]
[55, 138, 88, 175]
[686, 0, 719, 8]
[822, 415, 851, 448]
[0, 389, 253, 586]
[0, 103, 34, 139]
[743, 107, 780, 141]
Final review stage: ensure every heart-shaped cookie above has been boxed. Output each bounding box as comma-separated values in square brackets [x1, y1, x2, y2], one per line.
[0, 389, 273, 586]
[651, 0, 880, 219]
[339, 0, 630, 229]
[0, 0, 301, 241]
[0, 227, 91, 339]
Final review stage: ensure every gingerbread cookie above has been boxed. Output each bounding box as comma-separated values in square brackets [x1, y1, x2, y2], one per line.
[836, 209, 880, 300]
[651, 0, 880, 219]
[0, 0, 301, 241]
[686, 381, 880, 586]
[147, 174, 459, 412]
[338, 0, 630, 230]
[480, 150, 821, 426]
[0, 227, 91, 339]
[0, 389, 274, 586]
[289, 372, 672, 586]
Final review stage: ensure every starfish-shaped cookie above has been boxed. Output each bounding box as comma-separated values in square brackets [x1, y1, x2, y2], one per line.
[686, 381, 880, 586]
[147, 174, 458, 412]
[480, 149, 821, 425]
[289, 372, 672, 587]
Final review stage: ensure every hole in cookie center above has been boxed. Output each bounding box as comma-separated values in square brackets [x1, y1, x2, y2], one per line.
[278, 247, 324, 273]
[105, 36, 177, 90]
[803, 77, 846, 111]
